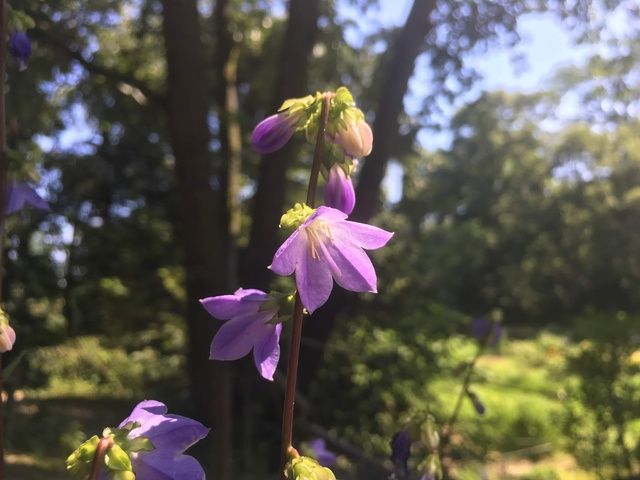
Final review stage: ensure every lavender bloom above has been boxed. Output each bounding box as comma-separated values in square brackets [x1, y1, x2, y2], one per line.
[5, 182, 50, 215]
[330, 119, 373, 158]
[251, 111, 301, 154]
[391, 430, 411, 479]
[324, 165, 355, 215]
[306, 438, 337, 467]
[470, 316, 502, 346]
[9, 32, 32, 70]
[270, 206, 393, 313]
[200, 288, 282, 381]
[114, 400, 209, 480]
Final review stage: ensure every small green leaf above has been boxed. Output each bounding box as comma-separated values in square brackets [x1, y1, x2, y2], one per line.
[105, 444, 132, 472]
[66, 435, 100, 477]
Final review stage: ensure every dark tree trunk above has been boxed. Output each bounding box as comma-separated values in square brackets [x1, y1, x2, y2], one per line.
[298, 0, 438, 392]
[241, 0, 321, 291]
[161, 3, 233, 479]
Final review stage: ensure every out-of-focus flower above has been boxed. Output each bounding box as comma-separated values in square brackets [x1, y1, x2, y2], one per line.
[67, 400, 209, 480]
[251, 110, 304, 154]
[200, 288, 283, 381]
[5, 182, 49, 215]
[470, 316, 502, 346]
[306, 438, 337, 467]
[324, 165, 355, 215]
[0, 309, 15, 353]
[391, 430, 411, 479]
[270, 206, 393, 313]
[9, 31, 32, 70]
[329, 118, 372, 158]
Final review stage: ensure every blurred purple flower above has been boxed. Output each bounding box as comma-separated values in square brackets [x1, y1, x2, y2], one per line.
[470, 316, 502, 346]
[306, 438, 337, 467]
[200, 288, 282, 381]
[251, 111, 301, 154]
[270, 206, 393, 313]
[324, 165, 355, 215]
[9, 32, 32, 70]
[117, 400, 209, 480]
[391, 430, 411, 479]
[5, 182, 49, 215]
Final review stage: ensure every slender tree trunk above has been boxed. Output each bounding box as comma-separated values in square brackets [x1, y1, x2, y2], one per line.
[298, 0, 437, 392]
[161, 3, 232, 479]
[241, 0, 321, 291]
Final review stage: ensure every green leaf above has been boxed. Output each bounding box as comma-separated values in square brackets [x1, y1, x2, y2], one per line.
[105, 444, 132, 472]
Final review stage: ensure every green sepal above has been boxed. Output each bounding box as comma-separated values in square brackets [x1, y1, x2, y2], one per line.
[280, 203, 315, 231]
[278, 94, 317, 113]
[7, 8, 36, 30]
[128, 436, 155, 453]
[285, 456, 336, 480]
[105, 444, 133, 472]
[66, 435, 100, 477]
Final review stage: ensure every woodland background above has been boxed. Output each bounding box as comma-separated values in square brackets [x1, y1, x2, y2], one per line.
[4, 0, 640, 478]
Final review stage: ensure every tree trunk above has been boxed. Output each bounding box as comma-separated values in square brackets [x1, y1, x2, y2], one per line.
[298, 0, 438, 392]
[241, 0, 321, 291]
[161, 3, 233, 479]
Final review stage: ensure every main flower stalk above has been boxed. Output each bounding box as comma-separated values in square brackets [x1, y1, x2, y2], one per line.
[280, 92, 332, 473]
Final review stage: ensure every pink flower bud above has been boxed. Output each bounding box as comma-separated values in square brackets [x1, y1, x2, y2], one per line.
[324, 165, 355, 215]
[331, 119, 373, 158]
[0, 323, 16, 353]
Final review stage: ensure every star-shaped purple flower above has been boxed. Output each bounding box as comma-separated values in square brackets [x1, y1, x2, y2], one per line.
[270, 206, 393, 313]
[116, 400, 209, 480]
[306, 438, 337, 467]
[5, 182, 50, 215]
[200, 288, 283, 381]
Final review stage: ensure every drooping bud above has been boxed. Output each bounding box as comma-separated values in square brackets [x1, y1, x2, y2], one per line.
[279, 203, 315, 231]
[0, 309, 15, 353]
[251, 111, 303, 154]
[331, 118, 373, 158]
[285, 455, 337, 480]
[391, 429, 411, 479]
[324, 165, 355, 215]
[9, 31, 32, 70]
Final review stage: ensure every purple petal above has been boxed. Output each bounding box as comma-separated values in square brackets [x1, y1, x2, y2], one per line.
[311, 206, 348, 223]
[296, 242, 333, 313]
[307, 438, 337, 467]
[324, 239, 377, 293]
[338, 221, 393, 250]
[210, 311, 275, 361]
[324, 166, 355, 215]
[9, 32, 32, 66]
[199, 288, 267, 320]
[251, 113, 296, 154]
[120, 400, 168, 426]
[270, 227, 305, 275]
[253, 323, 282, 381]
[133, 452, 205, 480]
[5, 182, 49, 215]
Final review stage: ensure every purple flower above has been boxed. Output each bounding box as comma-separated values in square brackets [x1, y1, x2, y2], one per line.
[306, 438, 337, 467]
[200, 288, 282, 381]
[470, 316, 502, 346]
[251, 111, 302, 154]
[270, 206, 393, 313]
[9, 32, 32, 70]
[391, 430, 411, 479]
[324, 165, 355, 215]
[329, 119, 373, 158]
[5, 182, 50, 215]
[113, 400, 209, 480]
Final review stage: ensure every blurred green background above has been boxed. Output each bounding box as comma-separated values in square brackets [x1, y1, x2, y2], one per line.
[4, 0, 640, 478]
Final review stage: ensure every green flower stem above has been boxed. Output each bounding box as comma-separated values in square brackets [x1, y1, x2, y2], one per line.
[280, 93, 332, 476]
[89, 437, 113, 480]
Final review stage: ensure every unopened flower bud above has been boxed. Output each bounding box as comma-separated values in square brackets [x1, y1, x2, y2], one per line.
[324, 165, 355, 215]
[251, 110, 303, 154]
[9, 32, 32, 71]
[0, 310, 15, 353]
[285, 456, 336, 480]
[331, 118, 372, 158]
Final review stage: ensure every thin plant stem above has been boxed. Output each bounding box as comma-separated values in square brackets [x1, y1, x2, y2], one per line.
[89, 437, 113, 480]
[0, 0, 9, 476]
[279, 93, 332, 474]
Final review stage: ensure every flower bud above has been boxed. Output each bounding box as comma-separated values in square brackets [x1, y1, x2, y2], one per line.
[9, 32, 32, 70]
[251, 111, 303, 154]
[324, 165, 355, 215]
[285, 456, 336, 480]
[420, 416, 440, 451]
[279, 203, 315, 230]
[0, 309, 15, 353]
[391, 430, 411, 479]
[331, 119, 372, 158]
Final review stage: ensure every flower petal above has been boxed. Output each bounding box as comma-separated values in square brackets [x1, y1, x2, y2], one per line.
[338, 221, 394, 250]
[270, 227, 305, 275]
[253, 323, 282, 381]
[133, 452, 205, 480]
[199, 288, 266, 320]
[210, 312, 274, 361]
[296, 243, 333, 313]
[325, 239, 377, 293]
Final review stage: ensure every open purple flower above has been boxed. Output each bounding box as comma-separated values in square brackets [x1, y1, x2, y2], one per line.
[9, 32, 32, 70]
[200, 288, 282, 381]
[270, 206, 393, 313]
[251, 111, 302, 155]
[5, 182, 50, 215]
[324, 165, 355, 215]
[117, 400, 209, 480]
[306, 438, 337, 467]
[391, 430, 411, 479]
